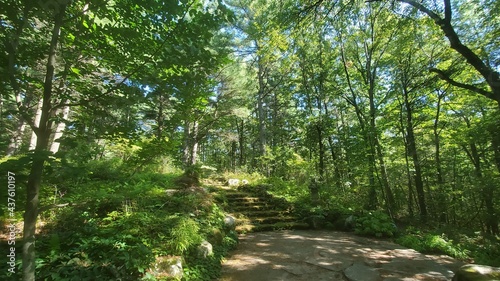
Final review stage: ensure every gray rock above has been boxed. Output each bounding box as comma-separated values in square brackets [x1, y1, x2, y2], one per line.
[227, 179, 240, 186]
[345, 215, 356, 229]
[224, 215, 236, 230]
[344, 262, 379, 281]
[165, 189, 178, 196]
[198, 240, 213, 258]
[452, 264, 500, 281]
[148, 255, 183, 279]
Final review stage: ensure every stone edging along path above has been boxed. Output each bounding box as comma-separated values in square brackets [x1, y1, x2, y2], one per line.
[219, 230, 464, 281]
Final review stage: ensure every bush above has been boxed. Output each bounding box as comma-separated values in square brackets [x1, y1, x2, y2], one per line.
[169, 216, 203, 255]
[354, 210, 396, 237]
[396, 232, 470, 260]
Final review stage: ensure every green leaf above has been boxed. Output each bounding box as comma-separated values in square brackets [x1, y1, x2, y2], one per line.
[70, 68, 81, 76]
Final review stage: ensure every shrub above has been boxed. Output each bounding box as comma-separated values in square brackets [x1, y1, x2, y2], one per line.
[354, 210, 396, 237]
[169, 216, 203, 255]
[396, 233, 470, 260]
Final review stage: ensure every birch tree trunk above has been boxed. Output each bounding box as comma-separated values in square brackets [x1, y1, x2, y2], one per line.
[49, 104, 70, 154]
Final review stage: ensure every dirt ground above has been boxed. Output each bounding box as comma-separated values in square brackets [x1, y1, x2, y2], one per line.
[219, 230, 464, 281]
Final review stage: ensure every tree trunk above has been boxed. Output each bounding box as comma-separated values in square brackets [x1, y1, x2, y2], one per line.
[190, 121, 199, 166]
[157, 91, 164, 139]
[236, 120, 245, 166]
[29, 98, 43, 151]
[6, 118, 27, 156]
[433, 90, 448, 222]
[398, 101, 415, 218]
[316, 123, 325, 179]
[257, 62, 266, 156]
[403, 86, 427, 222]
[49, 104, 70, 154]
[23, 4, 66, 281]
[462, 116, 499, 235]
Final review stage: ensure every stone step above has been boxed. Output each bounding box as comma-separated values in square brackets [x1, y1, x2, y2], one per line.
[224, 192, 252, 198]
[236, 215, 298, 225]
[238, 209, 288, 218]
[236, 222, 310, 233]
[226, 197, 262, 203]
[230, 204, 269, 211]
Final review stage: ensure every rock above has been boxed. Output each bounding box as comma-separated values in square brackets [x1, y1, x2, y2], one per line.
[227, 179, 240, 186]
[224, 215, 236, 230]
[198, 240, 213, 258]
[165, 189, 178, 196]
[344, 262, 380, 281]
[208, 228, 224, 245]
[148, 255, 183, 280]
[452, 264, 500, 281]
[345, 215, 357, 230]
[241, 179, 249, 185]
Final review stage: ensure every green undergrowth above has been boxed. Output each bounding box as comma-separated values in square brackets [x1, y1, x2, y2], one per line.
[0, 159, 238, 281]
[396, 226, 500, 266]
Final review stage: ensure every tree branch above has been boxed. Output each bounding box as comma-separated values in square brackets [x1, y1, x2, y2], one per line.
[443, 0, 452, 23]
[429, 68, 494, 99]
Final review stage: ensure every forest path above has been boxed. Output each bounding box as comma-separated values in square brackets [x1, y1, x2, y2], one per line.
[219, 230, 464, 281]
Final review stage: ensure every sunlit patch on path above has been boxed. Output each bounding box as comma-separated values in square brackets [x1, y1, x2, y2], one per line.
[220, 230, 463, 281]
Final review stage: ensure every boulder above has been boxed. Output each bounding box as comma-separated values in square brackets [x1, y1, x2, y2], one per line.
[224, 215, 236, 230]
[344, 215, 357, 230]
[148, 255, 183, 280]
[452, 264, 500, 281]
[208, 228, 224, 245]
[198, 240, 213, 258]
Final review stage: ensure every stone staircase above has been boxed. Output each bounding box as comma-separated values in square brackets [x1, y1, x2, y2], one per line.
[221, 186, 309, 233]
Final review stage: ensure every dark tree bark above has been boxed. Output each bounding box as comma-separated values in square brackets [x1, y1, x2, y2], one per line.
[403, 84, 427, 222]
[22, 4, 67, 281]
[236, 119, 245, 166]
[461, 116, 499, 235]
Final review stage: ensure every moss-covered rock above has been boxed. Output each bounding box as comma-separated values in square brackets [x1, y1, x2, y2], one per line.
[452, 264, 500, 281]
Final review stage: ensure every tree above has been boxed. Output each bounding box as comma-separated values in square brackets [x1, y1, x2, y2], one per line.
[369, 0, 500, 106]
[1, 1, 231, 279]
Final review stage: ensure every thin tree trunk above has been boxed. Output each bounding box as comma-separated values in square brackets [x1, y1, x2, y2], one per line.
[157, 91, 164, 139]
[6, 118, 27, 156]
[403, 86, 427, 222]
[29, 98, 43, 151]
[236, 120, 245, 166]
[190, 121, 199, 166]
[257, 54, 267, 156]
[398, 100, 415, 218]
[462, 115, 498, 235]
[23, 4, 66, 281]
[49, 104, 70, 154]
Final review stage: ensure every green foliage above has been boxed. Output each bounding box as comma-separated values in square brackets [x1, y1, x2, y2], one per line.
[258, 177, 309, 204]
[396, 228, 500, 265]
[169, 216, 203, 255]
[396, 232, 470, 260]
[183, 231, 238, 281]
[354, 211, 397, 238]
[23, 162, 236, 280]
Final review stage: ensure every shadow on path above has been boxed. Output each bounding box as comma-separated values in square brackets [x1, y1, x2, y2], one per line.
[220, 230, 463, 281]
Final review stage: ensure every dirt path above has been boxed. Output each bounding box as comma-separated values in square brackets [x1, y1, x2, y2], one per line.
[219, 230, 464, 281]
